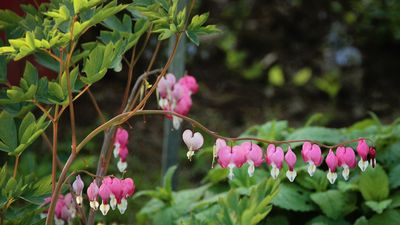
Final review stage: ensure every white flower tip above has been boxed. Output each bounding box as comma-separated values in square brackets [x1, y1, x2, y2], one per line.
[358, 159, 369, 172]
[270, 165, 280, 179]
[172, 116, 182, 130]
[286, 170, 297, 182]
[342, 167, 350, 181]
[100, 203, 110, 215]
[113, 144, 120, 158]
[90, 201, 99, 210]
[76, 196, 83, 206]
[307, 163, 316, 177]
[117, 198, 128, 214]
[55, 218, 65, 225]
[247, 162, 255, 177]
[110, 196, 117, 210]
[186, 150, 194, 161]
[117, 160, 127, 173]
[327, 170, 337, 184]
[228, 164, 235, 180]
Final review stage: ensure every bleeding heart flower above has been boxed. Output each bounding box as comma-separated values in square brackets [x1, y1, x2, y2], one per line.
[356, 138, 369, 171]
[178, 75, 199, 94]
[113, 128, 129, 158]
[301, 142, 323, 176]
[98, 183, 111, 215]
[241, 142, 263, 177]
[266, 144, 284, 179]
[157, 73, 176, 98]
[182, 129, 204, 160]
[72, 175, 84, 206]
[369, 147, 376, 168]
[87, 181, 99, 210]
[217, 144, 247, 179]
[325, 149, 338, 184]
[117, 146, 129, 172]
[336, 146, 356, 180]
[284, 147, 297, 182]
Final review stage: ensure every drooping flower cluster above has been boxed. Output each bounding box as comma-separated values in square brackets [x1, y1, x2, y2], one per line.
[157, 74, 199, 129]
[44, 175, 135, 223]
[42, 194, 77, 225]
[89, 176, 135, 215]
[181, 131, 376, 184]
[113, 128, 130, 172]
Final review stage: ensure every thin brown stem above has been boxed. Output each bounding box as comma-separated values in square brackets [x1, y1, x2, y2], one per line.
[12, 155, 20, 178]
[87, 88, 106, 124]
[146, 41, 161, 72]
[120, 46, 137, 109]
[32, 101, 54, 121]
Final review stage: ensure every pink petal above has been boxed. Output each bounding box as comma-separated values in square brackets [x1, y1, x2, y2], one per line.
[356, 139, 369, 161]
[285, 147, 297, 171]
[325, 149, 338, 172]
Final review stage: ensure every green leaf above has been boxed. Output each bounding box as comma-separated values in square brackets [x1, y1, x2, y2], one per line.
[272, 183, 316, 212]
[310, 190, 356, 219]
[358, 165, 389, 201]
[365, 199, 392, 214]
[389, 164, 400, 189]
[0, 163, 7, 187]
[18, 112, 35, 143]
[73, 0, 83, 14]
[48, 82, 65, 102]
[293, 67, 312, 86]
[368, 209, 400, 225]
[163, 165, 177, 194]
[268, 65, 285, 86]
[22, 62, 38, 86]
[0, 111, 17, 152]
[186, 30, 199, 46]
[286, 127, 346, 148]
[0, 40, 6, 83]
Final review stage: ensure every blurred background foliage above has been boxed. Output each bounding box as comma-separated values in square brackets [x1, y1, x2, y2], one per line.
[1, 0, 400, 224]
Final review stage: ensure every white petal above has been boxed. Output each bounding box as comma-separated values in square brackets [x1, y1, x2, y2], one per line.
[342, 165, 350, 181]
[327, 170, 337, 184]
[117, 198, 128, 214]
[75, 195, 83, 206]
[228, 163, 236, 180]
[117, 160, 127, 172]
[286, 170, 297, 182]
[100, 203, 110, 215]
[54, 217, 65, 225]
[90, 201, 99, 210]
[370, 158, 376, 168]
[113, 143, 120, 158]
[307, 162, 316, 177]
[172, 116, 182, 130]
[247, 161, 255, 177]
[110, 195, 117, 210]
[358, 159, 369, 172]
[186, 150, 194, 161]
[270, 164, 280, 179]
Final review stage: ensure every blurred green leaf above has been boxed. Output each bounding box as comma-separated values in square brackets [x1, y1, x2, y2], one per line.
[310, 190, 356, 219]
[268, 65, 284, 86]
[293, 67, 312, 86]
[272, 183, 316, 212]
[358, 165, 389, 201]
[365, 199, 392, 214]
